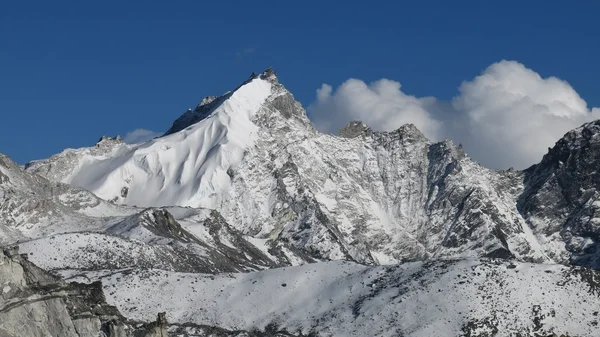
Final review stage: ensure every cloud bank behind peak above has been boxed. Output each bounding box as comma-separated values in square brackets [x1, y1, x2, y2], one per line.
[308, 60, 600, 169]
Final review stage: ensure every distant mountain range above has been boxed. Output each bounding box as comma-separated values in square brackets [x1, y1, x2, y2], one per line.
[2, 68, 600, 336]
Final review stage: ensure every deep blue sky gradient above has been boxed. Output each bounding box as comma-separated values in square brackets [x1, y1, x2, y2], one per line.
[1, 0, 599, 163]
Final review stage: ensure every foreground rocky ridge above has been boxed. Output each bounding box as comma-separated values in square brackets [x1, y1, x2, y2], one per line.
[1, 245, 330, 337]
[0, 246, 169, 337]
[3, 243, 594, 336]
[61, 258, 600, 337]
[2, 246, 295, 337]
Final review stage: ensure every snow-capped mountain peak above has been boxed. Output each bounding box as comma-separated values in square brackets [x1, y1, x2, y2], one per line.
[4, 68, 600, 336]
[64, 73, 275, 209]
[164, 68, 282, 137]
[21, 69, 600, 269]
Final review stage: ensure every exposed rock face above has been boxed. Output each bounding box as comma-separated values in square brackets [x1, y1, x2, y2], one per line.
[143, 312, 168, 337]
[137, 209, 198, 243]
[0, 153, 108, 245]
[339, 120, 373, 138]
[519, 120, 600, 267]
[163, 94, 229, 136]
[97, 135, 125, 147]
[24, 136, 132, 184]
[0, 246, 132, 336]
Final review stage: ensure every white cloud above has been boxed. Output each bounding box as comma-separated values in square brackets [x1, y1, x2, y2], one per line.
[307, 60, 600, 169]
[309, 79, 443, 141]
[452, 60, 600, 169]
[124, 129, 161, 144]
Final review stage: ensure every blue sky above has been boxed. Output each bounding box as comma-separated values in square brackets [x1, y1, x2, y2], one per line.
[1, 0, 599, 165]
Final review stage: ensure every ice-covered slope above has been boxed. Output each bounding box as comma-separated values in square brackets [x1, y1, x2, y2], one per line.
[66, 73, 274, 208]
[61, 258, 600, 337]
[25, 69, 600, 268]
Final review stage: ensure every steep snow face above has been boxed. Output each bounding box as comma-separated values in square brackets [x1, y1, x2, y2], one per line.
[64, 75, 273, 208]
[61, 258, 600, 337]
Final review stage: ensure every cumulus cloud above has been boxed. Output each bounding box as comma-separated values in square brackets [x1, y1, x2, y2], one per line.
[124, 129, 161, 144]
[309, 79, 443, 141]
[451, 61, 600, 169]
[308, 60, 600, 169]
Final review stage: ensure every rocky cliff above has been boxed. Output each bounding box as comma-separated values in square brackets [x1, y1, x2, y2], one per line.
[0, 246, 170, 337]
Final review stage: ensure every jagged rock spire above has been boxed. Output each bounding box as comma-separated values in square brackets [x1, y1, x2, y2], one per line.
[339, 120, 372, 138]
[96, 135, 124, 148]
[260, 66, 278, 82]
[248, 67, 278, 83]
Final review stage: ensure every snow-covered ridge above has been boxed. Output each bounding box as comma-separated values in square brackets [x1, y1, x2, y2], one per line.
[20, 68, 600, 268]
[24, 135, 133, 184]
[66, 73, 273, 208]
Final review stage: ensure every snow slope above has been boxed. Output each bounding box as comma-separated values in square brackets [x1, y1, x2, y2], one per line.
[61, 258, 600, 337]
[1, 150, 310, 274]
[17, 208, 291, 274]
[67, 76, 273, 208]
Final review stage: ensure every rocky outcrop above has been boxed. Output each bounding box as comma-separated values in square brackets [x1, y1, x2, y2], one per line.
[143, 312, 168, 337]
[519, 120, 600, 268]
[96, 135, 124, 148]
[0, 153, 106, 245]
[101, 208, 283, 273]
[0, 246, 129, 336]
[24, 135, 131, 184]
[339, 120, 373, 138]
[0, 246, 179, 337]
[163, 94, 229, 136]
